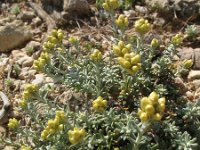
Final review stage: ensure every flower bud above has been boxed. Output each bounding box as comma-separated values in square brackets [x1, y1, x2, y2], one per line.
[145, 104, 155, 116]
[183, 59, 193, 69]
[151, 38, 159, 48]
[140, 97, 152, 109]
[8, 118, 19, 129]
[131, 54, 141, 65]
[148, 91, 159, 104]
[139, 112, 148, 122]
[153, 113, 162, 121]
[131, 65, 140, 73]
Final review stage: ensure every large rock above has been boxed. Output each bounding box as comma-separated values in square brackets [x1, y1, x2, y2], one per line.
[193, 48, 200, 69]
[17, 10, 35, 21]
[178, 47, 200, 69]
[0, 25, 32, 52]
[188, 70, 200, 81]
[145, 0, 200, 20]
[41, 0, 90, 17]
[63, 0, 90, 16]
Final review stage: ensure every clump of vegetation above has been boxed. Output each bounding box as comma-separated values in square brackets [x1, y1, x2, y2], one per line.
[1, 0, 200, 150]
[185, 25, 199, 39]
[10, 5, 20, 15]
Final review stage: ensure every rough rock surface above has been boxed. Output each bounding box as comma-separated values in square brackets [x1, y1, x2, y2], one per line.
[17, 10, 35, 21]
[41, 0, 90, 17]
[63, 0, 90, 16]
[0, 25, 32, 52]
[188, 70, 200, 81]
[178, 47, 200, 69]
[145, 0, 200, 20]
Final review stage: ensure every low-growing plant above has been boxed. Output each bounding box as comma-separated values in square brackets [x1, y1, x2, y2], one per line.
[25, 46, 35, 56]
[1, 0, 200, 149]
[185, 25, 198, 39]
[10, 5, 20, 15]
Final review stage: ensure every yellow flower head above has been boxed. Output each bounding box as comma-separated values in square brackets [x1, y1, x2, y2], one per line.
[134, 18, 151, 34]
[19, 99, 27, 108]
[69, 36, 78, 44]
[68, 127, 86, 145]
[92, 96, 107, 112]
[43, 29, 64, 51]
[90, 49, 103, 62]
[115, 15, 129, 30]
[22, 84, 38, 100]
[148, 91, 159, 104]
[183, 59, 193, 69]
[33, 52, 50, 71]
[102, 0, 120, 12]
[41, 129, 48, 140]
[112, 41, 141, 74]
[8, 118, 19, 129]
[151, 38, 159, 48]
[113, 41, 132, 57]
[21, 145, 32, 150]
[138, 92, 166, 122]
[41, 110, 67, 140]
[172, 34, 183, 46]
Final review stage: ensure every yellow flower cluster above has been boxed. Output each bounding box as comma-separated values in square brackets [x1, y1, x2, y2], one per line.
[134, 18, 151, 35]
[113, 41, 141, 74]
[151, 38, 159, 48]
[183, 59, 193, 69]
[19, 84, 38, 108]
[90, 49, 103, 62]
[172, 34, 183, 46]
[102, 0, 120, 12]
[22, 84, 38, 100]
[41, 111, 67, 140]
[138, 91, 166, 122]
[43, 29, 64, 52]
[92, 96, 107, 112]
[21, 145, 32, 150]
[68, 127, 86, 145]
[19, 98, 27, 108]
[33, 52, 50, 71]
[115, 15, 129, 30]
[8, 118, 19, 129]
[69, 36, 78, 44]
[113, 41, 131, 57]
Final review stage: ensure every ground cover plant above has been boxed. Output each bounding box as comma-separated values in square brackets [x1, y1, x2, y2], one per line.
[1, 0, 200, 150]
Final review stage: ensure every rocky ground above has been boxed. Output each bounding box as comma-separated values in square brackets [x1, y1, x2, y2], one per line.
[0, 0, 200, 149]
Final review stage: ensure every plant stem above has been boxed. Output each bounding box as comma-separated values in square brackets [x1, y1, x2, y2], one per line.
[95, 62, 102, 96]
[133, 123, 150, 150]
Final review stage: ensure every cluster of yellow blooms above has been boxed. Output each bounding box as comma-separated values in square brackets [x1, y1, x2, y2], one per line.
[92, 96, 107, 112]
[33, 52, 50, 71]
[138, 91, 166, 122]
[19, 84, 38, 108]
[68, 127, 87, 145]
[151, 38, 159, 48]
[69, 36, 78, 44]
[113, 41, 141, 74]
[115, 15, 129, 30]
[172, 34, 183, 46]
[43, 29, 64, 52]
[183, 59, 193, 69]
[90, 49, 103, 62]
[33, 29, 64, 71]
[8, 118, 19, 129]
[20, 145, 32, 150]
[22, 84, 38, 100]
[134, 18, 151, 35]
[102, 0, 120, 12]
[41, 111, 67, 140]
